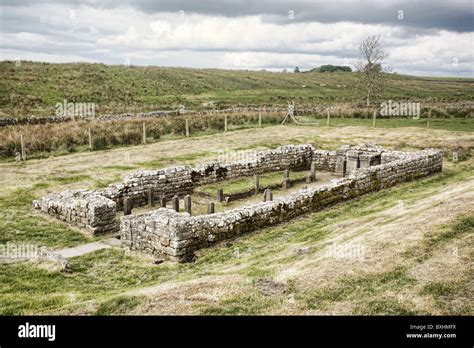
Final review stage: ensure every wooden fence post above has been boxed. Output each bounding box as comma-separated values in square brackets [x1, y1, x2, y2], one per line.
[327, 108, 330, 126]
[224, 115, 228, 132]
[427, 109, 432, 128]
[20, 134, 26, 161]
[185, 119, 190, 137]
[258, 112, 262, 127]
[88, 128, 93, 150]
[142, 122, 146, 144]
[372, 110, 377, 128]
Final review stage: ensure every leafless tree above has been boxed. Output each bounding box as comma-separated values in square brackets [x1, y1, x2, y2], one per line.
[356, 35, 391, 107]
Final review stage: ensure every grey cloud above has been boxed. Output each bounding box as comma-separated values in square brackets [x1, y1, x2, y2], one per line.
[1, 0, 472, 77]
[4, 0, 474, 32]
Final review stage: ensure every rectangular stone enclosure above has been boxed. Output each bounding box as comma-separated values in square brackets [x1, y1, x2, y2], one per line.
[33, 144, 443, 261]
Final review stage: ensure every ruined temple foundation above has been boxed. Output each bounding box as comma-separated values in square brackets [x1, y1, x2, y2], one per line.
[33, 144, 443, 261]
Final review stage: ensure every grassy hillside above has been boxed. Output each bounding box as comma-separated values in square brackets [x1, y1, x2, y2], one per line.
[1, 61, 473, 117]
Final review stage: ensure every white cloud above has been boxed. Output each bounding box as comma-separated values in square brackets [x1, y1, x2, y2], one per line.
[0, 48, 97, 63]
[1, 3, 472, 76]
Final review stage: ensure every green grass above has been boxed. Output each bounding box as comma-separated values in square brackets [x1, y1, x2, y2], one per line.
[198, 292, 278, 315]
[0, 166, 467, 314]
[0, 135, 472, 314]
[0, 248, 175, 314]
[103, 165, 138, 171]
[49, 174, 92, 185]
[192, 162, 473, 315]
[32, 182, 50, 190]
[1, 61, 473, 117]
[95, 295, 146, 315]
[195, 170, 308, 196]
[93, 174, 123, 189]
[297, 267, 418, 314]
[421, 277, 473, 315]
[405, 213, 474, 262]
[310, 117, 474, 132]
[196, 268, 421, 315]
[427, 214, 474, 247]
[422, 282, 457, 297]
[353, 299, 419, 315]
[0, 188, 89, 248]
[1, 115, 472, 162]
[137, 151, 213, 169]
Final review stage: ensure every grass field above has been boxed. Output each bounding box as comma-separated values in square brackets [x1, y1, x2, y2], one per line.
[1, 114, 473, 161]
[0, 123, 472, 315]
[1, 61, 473, 117]
[195, 170, 309, 196]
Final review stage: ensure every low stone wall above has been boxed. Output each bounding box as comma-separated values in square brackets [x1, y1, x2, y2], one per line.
[5, 101, 473, 127]
[192, 144, 314, 185]
[313, 144, 385, 175]
[33, 190, 117, 235]
[312, 149, 337, 171]
[101, 144, 314, 209]
[0, 106, 310, 127]
[32, 144, 315, 231]
[451, 146, 470, 161]
[116, 165, 195, 209]
[33, 143, 443, 242]
[120, 148, 443, 261]
[381, 150, 408, 164]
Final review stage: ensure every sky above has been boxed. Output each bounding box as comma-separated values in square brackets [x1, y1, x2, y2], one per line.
[1, 0, 473, 77]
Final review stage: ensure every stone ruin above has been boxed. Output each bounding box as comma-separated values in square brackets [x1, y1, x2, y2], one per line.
[33, 143, 444, 262]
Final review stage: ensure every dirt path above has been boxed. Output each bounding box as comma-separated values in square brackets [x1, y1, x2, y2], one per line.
[53, 238, 121, 259]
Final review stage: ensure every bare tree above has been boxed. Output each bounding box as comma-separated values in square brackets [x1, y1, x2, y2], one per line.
[356, 35, 391, 107]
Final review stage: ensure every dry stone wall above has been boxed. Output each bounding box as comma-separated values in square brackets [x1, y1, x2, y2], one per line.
[32, 144, 315, 232]
[32, 143, 443, 243]
[101, 144, 314, 209]
[32, 190, 117, 235]
[0, 106, 341, 127]
[312, 149, 337, 171]
[192, 144, 313, 185]
[120, 147, 443, 261]
[313, 144, 385, 174]
[117, 165, 195, 209]
[5, 101, 473, 127]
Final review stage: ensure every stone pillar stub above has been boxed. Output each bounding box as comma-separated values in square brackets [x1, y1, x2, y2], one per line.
[346, 150, 360, 174]
[184, 195, 191, 215]
[172, 195, 180, 212]
[335, 145, 350, 176]
[358, 153, 372, 169]
[359, 152, 382, 168]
